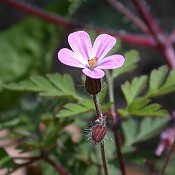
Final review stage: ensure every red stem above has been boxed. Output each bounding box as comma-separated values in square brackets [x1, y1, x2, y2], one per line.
[1, 0, 157, 48]
[169, 29, 175, 43]
[41, 153, 68, 175]
[131, 0, 175, 68]
[131, 0, 162, 36]
[107, 0, 149, 33]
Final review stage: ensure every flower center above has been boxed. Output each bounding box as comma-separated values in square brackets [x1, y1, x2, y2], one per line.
[88, 57, 97, 70]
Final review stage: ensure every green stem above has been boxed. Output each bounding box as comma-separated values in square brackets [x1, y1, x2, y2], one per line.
[106, 70, 126, 175]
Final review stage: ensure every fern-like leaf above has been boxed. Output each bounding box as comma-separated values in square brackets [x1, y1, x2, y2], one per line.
[121, 76, 147, 105]
[3, 73, 79, 100]
[112, 50, 140, 78]
[57, 100, 95, 118]
[122, 117, 169, 147]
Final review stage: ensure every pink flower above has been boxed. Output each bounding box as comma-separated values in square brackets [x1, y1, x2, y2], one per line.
[155, 127, 175, 156]
[57, 31, 125, 79]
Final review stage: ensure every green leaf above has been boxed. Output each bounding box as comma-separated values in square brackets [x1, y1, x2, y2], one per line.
[122, 118, 138, 147]
[0, 118, 20, 130]
[46, 73, 76, 97]
[120, 66, 175, 118]
[3, 73, 79, 100]
[147, 66, 175, 97]
[149, 66, 168, 91]
[122, 117, 169, 147]
[41, 119, 73, 147]
[112, 50, 140, 78]
[128, 98, 169, 117]
[68, 0, 82, 15]
[57, 100, 95, 118]
[121, 76, 147, 105]
[0, 148, 17, 168]
[155, 69, 175, 96]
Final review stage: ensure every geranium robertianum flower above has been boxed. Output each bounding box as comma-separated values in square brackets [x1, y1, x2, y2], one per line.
[58, 31, 125, 79]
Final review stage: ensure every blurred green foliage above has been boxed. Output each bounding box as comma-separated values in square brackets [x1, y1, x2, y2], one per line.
[0, 0, 174, 174]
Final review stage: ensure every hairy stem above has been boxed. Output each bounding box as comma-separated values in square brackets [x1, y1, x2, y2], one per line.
[93, 94, 102, 119]
[100, 142, 109, 175]
[160, 136, 175, 175]
[92, 94, 109, 175]
[106, 70, 126, 175]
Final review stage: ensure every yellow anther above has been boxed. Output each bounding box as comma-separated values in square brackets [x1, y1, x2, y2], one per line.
[88, 57, 97, 67]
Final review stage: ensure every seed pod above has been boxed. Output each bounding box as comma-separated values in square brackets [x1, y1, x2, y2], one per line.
[85, 76, 101, 95]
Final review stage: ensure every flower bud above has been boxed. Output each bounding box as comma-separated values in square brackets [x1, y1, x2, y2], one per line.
[155, 127, 175, 156]
[85, 76, 101, 95]
[92, 122, 107, 144]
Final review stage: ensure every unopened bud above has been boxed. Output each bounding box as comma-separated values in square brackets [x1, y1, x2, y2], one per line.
[155, 127, 175, 156]
[92, 122, 107, 144]
[85, 76, 101, 95]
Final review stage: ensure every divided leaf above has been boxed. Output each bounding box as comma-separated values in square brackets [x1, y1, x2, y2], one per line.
[3, 73, 79, 100]
[147, 66, 175, 97]
[128, 98, 168, 117]
[121, 76, 147, 105]
[149, 66, 168, 92]
[120, 66, 175, 118]
[122, 117, 169, 147]
[112, 50, 140, 78]
[57, 100, 95, 118]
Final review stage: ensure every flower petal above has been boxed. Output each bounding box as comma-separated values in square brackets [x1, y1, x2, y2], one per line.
[97, 54, 125, 69]
[82, 68, 105, 79]
[58, 48, 86, 68]
[68, 31, 92, 60]
[92, 34, 116, 60]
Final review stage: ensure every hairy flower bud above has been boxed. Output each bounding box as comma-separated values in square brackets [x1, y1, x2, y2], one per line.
[85, 76, 101, 95]
[92, 120, 107, 144]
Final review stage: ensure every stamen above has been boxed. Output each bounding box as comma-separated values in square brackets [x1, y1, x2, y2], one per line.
[88, 57, 98, 70]
[88, 57, 97, 67]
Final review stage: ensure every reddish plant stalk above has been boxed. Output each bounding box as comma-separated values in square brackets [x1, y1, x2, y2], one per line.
[1, 0, 175, 67]
[41, 153, 68, 175]
[106, 71, 126, 175]
[100, 142, 109, 175]
[131, 0, 175, 68]
[92, 94, 109, 175]
[160, 138, 175, 175]
[1, 0, 157, 48]
[131, 0, 162, 36]
[107, 0, 149, 33]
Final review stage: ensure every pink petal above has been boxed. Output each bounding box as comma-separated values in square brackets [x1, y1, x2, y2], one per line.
[92, 34, 116, 60]
[82, 68, 105, 79]
[68, 31, 92, 60]
[97, 54, 125, 69]
[58, 48, 86, 68]
[155, 143, 165, 156]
